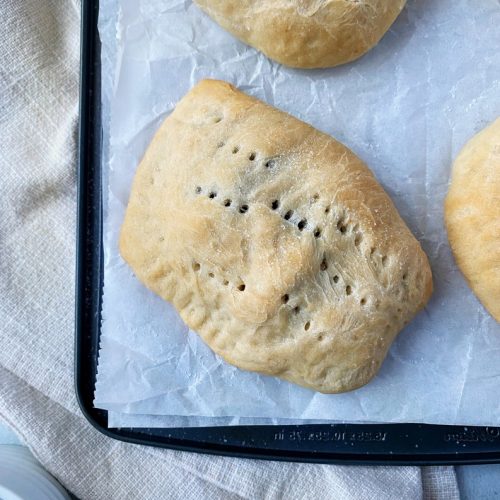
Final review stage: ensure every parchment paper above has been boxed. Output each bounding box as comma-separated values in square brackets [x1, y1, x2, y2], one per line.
[94, 0, 500, 428]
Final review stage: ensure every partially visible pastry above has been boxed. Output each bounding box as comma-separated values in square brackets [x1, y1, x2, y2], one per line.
[445, 118, 500, 322]
[194, 0, 406, 69]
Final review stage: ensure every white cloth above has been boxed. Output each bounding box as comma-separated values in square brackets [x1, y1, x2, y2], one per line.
[0, 1, 460, 498]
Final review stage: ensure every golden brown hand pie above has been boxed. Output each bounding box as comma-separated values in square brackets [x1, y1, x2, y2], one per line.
[194, 0, 406, 68]
[445, 118, 500, 322]
[120, 79, 433, 393]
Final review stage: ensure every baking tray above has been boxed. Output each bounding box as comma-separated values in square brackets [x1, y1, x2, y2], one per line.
[75, 0, 500, 465]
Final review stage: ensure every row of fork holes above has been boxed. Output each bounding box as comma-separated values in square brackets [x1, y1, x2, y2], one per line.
[198, 188, 321, 238]
[192, 262, 245, 291]
[213, 115, 275, 167]
[199, 186, 364, 249]
[217, 139, 277, 169]
[271, 200, 322, 237]
[320, 257, 368, 304]
[281, 295, 310, 331]
[196, 187, 248, 214]
[272, 198, 365, 246]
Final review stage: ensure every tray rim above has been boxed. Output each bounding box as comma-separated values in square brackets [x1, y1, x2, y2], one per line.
[75, 0, 500, 465]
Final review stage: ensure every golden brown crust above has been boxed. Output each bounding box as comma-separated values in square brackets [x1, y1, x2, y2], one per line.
[120, 79, 433, 393]
[194, 0, 406, 68]
[445, 118, 500, 322]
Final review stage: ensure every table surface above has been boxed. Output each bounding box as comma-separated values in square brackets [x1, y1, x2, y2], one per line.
[1, 423, 499, 499]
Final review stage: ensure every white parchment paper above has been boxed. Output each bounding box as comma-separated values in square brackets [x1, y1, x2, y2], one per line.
[94, 0, 500, 428]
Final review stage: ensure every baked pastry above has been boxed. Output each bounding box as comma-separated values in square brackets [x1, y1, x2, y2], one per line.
[445, 118, 500, 322]
[120, 79, 433, 393]
[194, 0, 406, 69]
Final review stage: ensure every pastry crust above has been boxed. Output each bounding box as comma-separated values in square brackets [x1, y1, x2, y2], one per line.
[445, 118, 500, 322]
[194, 0, 406, 69]
[120, 79, 433, 393]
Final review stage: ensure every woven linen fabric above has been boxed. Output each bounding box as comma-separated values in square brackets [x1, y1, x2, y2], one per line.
[0, 1, 460, 498]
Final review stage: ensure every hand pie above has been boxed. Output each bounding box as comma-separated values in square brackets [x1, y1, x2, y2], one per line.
[194, 0, 406, 68]
[445, 118, 500, 322]
[120, 79, 433, 393]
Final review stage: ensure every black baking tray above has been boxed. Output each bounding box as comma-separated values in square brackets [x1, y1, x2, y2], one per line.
[75, 0, 500, 465]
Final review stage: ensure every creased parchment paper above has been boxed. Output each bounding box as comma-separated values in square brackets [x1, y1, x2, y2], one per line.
[94, 0, 500, 428]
